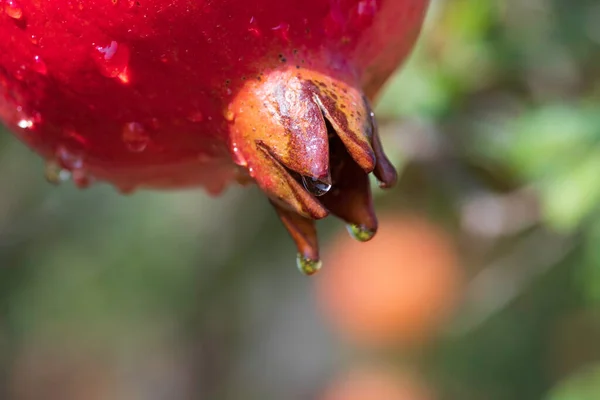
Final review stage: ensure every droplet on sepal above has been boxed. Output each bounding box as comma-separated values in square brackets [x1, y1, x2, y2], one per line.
[346, 223, 375, 242]
[296, 254, 322, 276]
[302, 176, 331, 196]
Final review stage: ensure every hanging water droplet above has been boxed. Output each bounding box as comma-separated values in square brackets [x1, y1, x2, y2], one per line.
[93, 40, 130, 79]
[346, 223, 375, 242]
[32, 55, 48, 75]
[4, 0, 23, 20]
[44, 161, 71, 185]
[72, 169, 94, 189]
[302, 176, 331, 196]
[122, 121, 149, 152]
[55, 145, 83, 170]
[296, 254, 322, 276]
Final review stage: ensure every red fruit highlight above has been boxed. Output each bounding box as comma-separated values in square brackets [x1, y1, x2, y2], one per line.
[0, 0, 430, 271]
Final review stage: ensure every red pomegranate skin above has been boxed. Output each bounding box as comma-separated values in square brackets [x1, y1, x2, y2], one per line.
[0, 0, 429, 271]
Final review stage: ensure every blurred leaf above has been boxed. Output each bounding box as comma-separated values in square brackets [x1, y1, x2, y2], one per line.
[478, 104, 600, 231]
[541, 147, 600, 232]
[505, 105, 600, 179]
[581, 221, 600, 303]
[376, 55, 456, 118]
[546, 364, 600, 400]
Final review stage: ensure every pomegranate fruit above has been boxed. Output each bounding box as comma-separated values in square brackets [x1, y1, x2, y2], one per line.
[0, 0, 429, 273]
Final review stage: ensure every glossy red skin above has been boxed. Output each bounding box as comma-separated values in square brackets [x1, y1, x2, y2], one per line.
[0, 0, 428, 192]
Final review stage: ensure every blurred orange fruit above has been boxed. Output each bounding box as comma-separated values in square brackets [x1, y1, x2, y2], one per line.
[316, 212, 463, 347]
[321, 365, 434, 400]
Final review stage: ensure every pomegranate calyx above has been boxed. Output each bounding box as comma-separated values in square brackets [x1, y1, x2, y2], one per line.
[229, 66, 398, 264]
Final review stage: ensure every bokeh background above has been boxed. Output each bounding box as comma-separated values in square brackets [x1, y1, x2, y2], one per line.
[1, 0, 600, 399]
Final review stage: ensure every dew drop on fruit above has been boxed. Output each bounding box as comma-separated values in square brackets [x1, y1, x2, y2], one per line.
[4, 0, 23, 20]
[231, 142, 247, 166]
[56, 145, 84, 170]
[296, 254, 322, 276]
[346, 223, 375, 242]
[93, 41, 131, 79]
[248, 16, 261, 37]
[32, 55, 48, 75]
[13, 66, 26, 81]
[271, 22, 290, 41]
[356, 0, 377, 16]
[122, 122, 149, 152]
[72, 169, 94, 189]
[302, 176, 331, 196]
[223, 109, 235, 122]
[17, 118, 33, 129]
[353, 0, 378, 30]
[44, 161, 71, 185]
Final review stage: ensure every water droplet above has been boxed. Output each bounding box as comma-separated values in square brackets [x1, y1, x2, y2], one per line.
[93, 40, 130, 79]
[352, 0, 378, 31]
[231, 143, 247, 166]
[14, 65, 26, 81]
[55, 145, 83, 170]
[248, 16, 261, 37]
[357, 0, 377, 16]
[223, 109, 235, 122]
[302, 176, 331, 196]
[296, 254, 322, 276]
[271, 22, 290, 41]
[4, 0, 23, 20]
[117, 68, 130, 84]
[122, 122, 149, 152]
[17, 118, 33, 129]
[32, 55, 47, 75]
[44, 161, 71, 185]
[346, 224, 375, 242]
[72, 169, 94, 189]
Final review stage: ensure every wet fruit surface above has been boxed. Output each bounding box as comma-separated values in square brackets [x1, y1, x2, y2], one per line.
[0, 0, 430, 268]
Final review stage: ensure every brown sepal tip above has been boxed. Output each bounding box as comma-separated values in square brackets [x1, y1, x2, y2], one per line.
[229, 67, 397, 273]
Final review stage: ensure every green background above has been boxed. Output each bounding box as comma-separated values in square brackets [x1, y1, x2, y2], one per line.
[1, 0, 600, 398]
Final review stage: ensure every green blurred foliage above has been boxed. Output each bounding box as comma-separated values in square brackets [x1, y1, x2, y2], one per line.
[1, 0, 600, 399]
